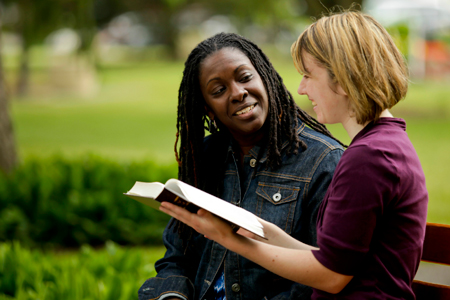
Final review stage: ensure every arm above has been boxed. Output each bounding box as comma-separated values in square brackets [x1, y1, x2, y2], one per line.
[237, 218, 317, 250]
[138, 221, 201, 300]
[159, 204, 352, 294]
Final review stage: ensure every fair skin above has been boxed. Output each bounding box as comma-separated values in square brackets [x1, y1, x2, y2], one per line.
[160, 50, 394, 296]
[298, 51, 392, 140]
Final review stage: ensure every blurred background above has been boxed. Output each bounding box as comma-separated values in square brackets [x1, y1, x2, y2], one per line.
[0, 0, 449, 299]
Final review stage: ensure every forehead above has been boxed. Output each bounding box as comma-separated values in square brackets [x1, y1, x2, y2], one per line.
[300, 51, 317, 72]
[200, 48, 254, 77]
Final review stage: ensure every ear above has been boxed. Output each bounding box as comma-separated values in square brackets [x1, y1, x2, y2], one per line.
[336, 83, 348, 97]
[204, 105, 215, 120]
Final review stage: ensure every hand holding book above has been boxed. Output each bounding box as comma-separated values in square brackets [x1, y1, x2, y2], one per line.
[124, 179, 265, 238]
[159, 201, 239, 241]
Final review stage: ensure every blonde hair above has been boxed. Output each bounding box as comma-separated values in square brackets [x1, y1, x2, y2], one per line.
[291, 10, 409, 124]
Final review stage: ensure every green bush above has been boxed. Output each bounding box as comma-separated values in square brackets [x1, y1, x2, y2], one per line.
[0, 241, 165, 299]
[0, 155, 177, 248]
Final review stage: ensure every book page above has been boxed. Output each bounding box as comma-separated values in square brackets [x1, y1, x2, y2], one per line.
[125, 181, 165, 198]
[124, 179, 265, 238]
[164, 178, 189, 200]
[174, 180, 264, 238]
[124, 182, 167, 210]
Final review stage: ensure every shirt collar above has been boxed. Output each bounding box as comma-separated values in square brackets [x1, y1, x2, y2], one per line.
[225, 119, 306, 163]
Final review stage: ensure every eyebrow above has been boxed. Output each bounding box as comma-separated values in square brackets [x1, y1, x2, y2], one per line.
[206, 64, 248, 88]
[303, 64, 311, 74]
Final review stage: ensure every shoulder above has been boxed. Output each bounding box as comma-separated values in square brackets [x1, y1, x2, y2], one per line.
[338, 138, 398, 182]
[277, 123, 344, 176]
[343, 119, 410, 168]
[298, 123, 344, 154]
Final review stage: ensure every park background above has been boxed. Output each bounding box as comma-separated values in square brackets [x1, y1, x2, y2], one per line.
[0, 0, 450, 299]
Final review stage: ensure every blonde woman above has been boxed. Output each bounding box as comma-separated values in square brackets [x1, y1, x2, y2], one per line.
[160, 11, 428, 299]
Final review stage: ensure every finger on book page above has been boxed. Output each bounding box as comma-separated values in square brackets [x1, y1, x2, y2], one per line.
[236, 227, 265, 241]
[159, 202, 211, 234]
[160, 201, 236, 241]
[159, 201, 194, 222]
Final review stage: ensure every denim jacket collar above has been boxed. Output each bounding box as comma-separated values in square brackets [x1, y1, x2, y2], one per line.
[225, 120, 307, 164]
[139, 117, 344, 300]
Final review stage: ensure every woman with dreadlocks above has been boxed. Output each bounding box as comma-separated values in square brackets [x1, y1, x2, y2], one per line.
[159, 11, 428, 300]
[138, 32, 344, 300]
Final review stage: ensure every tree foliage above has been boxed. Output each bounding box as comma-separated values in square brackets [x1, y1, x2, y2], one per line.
[1, 0, 97, 95]
[302, 0, 363, 18]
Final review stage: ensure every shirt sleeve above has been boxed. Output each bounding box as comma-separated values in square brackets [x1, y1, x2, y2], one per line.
[312, 144, 399, 275]
[138, 222, 202, 300]
[158, 293, 188, 300]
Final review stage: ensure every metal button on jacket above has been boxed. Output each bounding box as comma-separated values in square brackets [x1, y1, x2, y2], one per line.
[249, 158, 257, 167]
[231, 283, 241, 292]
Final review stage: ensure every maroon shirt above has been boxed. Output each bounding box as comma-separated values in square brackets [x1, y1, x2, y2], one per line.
[312, 118, 428, 299]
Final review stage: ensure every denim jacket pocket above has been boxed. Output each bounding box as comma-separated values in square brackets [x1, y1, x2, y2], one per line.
[256, 182, 301, 234]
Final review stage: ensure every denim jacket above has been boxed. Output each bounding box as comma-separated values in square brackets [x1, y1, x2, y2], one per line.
[138, 120, 343, 300]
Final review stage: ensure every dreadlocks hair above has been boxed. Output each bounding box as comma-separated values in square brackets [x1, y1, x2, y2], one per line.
[172, 32, 343, 241]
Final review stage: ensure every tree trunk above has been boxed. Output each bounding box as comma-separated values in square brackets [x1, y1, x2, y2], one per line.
[161, 13, 178, 60]
[16, 45, 29, 97]
[0, 26, 18, 173]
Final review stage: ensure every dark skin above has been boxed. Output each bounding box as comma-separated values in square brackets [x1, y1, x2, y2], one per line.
[165, 46, 271, 300]
[200, 47, 270, 165]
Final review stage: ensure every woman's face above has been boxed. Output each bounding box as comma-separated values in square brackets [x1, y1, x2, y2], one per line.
[297, 51, 349, 125]
[199, 48, 269, 143]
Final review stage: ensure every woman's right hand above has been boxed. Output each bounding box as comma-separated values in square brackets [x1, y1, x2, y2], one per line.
[159, 202, 237, 244]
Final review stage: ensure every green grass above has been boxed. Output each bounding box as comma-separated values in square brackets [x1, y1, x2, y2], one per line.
[11, 61, 183, 163]
[404, 119, 450, 224]
[8, 55, 450, 225]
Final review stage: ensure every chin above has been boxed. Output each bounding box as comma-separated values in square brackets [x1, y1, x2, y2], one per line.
[317, 116, 325, 124]
[238, 123, 264, 136]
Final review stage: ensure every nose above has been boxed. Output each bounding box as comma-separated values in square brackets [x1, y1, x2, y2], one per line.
[229, 82, 248, 102]
[297, 77, 306, 95]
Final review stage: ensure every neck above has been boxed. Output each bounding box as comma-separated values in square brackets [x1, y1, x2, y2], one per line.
[342, 117, 366, 141]
[230, 125, 267, 155]
[234, 133, 263, 155]
[343, 109, 393, 141]
[232, 134, 263, 169]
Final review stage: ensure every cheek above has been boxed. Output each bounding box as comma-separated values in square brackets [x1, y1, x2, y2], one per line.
[258, 86, 270, 110]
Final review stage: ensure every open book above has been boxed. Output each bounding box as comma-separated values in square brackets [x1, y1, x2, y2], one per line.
[124, 179, 265, 239]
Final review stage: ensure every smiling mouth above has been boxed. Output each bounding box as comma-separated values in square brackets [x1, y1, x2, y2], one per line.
[235, 104, 256, 116]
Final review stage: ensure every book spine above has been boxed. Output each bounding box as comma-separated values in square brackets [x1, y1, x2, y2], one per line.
[157, 189, 199, 213]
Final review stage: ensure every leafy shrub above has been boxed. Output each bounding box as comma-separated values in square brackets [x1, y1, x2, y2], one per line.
[0, 241, 165, 299]
[0, 155, 177, 248]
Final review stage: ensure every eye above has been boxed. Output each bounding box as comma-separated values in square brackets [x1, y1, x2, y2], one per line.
[240, 73, 253, 82]
[212, 86, 226, 96]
